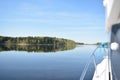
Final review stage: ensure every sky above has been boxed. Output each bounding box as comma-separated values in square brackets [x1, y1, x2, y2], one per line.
[0, 0, 108, 43]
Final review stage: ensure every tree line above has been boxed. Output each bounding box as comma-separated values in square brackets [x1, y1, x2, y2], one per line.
[0, 36, 76, 47]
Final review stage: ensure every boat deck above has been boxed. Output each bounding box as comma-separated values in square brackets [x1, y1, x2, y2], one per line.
[92, 56, 110, 80]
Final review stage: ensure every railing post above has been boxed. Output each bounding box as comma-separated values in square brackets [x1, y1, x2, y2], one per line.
[93, 54, 97, 75]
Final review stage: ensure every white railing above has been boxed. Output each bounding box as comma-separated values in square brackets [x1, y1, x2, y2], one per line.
[79, 44, 108, 80]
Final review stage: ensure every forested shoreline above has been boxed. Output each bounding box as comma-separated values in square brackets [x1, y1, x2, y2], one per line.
[0, 36, 76, 46]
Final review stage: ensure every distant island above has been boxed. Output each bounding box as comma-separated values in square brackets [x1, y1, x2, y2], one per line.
[0, 36, 108, 46]
[83, 42, 109, 47]
[0, 36, 76, 46]
[0, 36, 109, 52]
[0, 36, 78, 52]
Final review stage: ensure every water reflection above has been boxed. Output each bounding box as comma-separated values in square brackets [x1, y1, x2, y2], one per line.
[0, 46, 106, 80]
[0, 45, 76, 52]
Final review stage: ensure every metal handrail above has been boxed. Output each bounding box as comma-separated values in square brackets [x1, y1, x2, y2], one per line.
[79, 44, 107, 80]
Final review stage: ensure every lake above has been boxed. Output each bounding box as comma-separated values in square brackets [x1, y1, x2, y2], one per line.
[0, 45, 107, 80]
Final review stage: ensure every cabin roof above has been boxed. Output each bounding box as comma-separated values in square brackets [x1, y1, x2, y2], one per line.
[103, 0, 120, 33]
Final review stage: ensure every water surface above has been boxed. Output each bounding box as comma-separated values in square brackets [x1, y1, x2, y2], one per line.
[0, 45, 107, 80]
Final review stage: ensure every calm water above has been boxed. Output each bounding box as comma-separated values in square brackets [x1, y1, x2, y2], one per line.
[0, 45, 107, 80]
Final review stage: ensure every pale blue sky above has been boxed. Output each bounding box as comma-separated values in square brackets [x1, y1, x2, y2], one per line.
[0, 0, 108, 43]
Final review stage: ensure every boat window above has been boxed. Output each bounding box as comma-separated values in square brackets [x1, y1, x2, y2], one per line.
[111, 23, 120, 80]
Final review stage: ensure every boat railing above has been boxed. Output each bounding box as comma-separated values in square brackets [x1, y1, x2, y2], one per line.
[79, 44, 108, 80]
